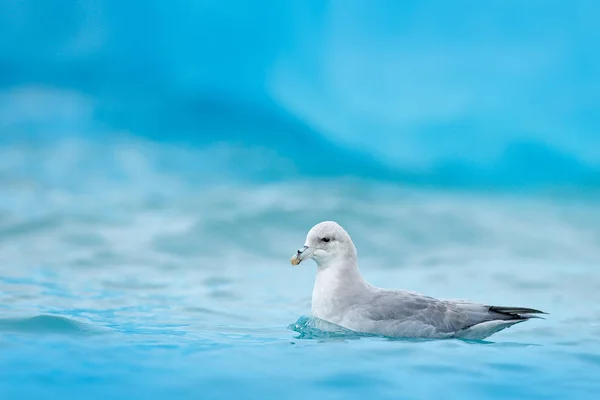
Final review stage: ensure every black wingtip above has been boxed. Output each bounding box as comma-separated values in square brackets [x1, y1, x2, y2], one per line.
[489, 306, 548, 317]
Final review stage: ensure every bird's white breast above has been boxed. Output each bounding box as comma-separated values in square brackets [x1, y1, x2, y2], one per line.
[311, 261, 368, 324]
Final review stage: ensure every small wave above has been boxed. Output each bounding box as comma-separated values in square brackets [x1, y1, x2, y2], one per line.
[288, 315, 375, 340]
[288, 315, 433, 342]
[0, 315, 99, 336]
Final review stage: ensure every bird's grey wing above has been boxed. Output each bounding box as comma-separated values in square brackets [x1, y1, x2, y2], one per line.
[361, 290, 543, 333]
[360, 291, 483, 333]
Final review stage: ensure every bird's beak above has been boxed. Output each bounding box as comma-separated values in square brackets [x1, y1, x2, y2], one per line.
[290, 246, 315, 266]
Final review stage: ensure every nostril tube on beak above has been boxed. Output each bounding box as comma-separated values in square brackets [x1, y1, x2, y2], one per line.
[290, 246, 310, 266]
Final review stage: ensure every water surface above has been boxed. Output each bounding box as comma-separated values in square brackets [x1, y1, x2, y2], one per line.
[1, 141, 599, 399]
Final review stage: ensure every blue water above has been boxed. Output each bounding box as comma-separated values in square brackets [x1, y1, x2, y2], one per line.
[1, 139, 599, 399]
[2, 1, 600, 399]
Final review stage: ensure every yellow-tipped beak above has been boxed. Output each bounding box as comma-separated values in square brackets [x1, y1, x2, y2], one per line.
[290, 245, 314, 266]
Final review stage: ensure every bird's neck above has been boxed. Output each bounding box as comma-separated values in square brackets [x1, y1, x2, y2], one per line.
[311, 256, 368, 322]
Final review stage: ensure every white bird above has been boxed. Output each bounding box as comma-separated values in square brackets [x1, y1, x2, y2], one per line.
[290, 221, 545, 340]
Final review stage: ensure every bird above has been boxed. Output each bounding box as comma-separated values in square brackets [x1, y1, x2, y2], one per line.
[290, 221, 545, 340]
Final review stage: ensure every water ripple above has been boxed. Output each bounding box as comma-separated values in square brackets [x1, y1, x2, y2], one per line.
[0, 315, 100, 336]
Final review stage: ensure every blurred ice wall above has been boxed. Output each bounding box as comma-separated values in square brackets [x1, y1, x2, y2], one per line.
[1, 0, 599, 188]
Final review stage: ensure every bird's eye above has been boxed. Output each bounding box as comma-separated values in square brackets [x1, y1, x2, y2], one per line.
[322, 237, 331, 243]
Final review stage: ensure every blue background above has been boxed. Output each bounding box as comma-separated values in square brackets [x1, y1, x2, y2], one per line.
[2, 0, 599, 187]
